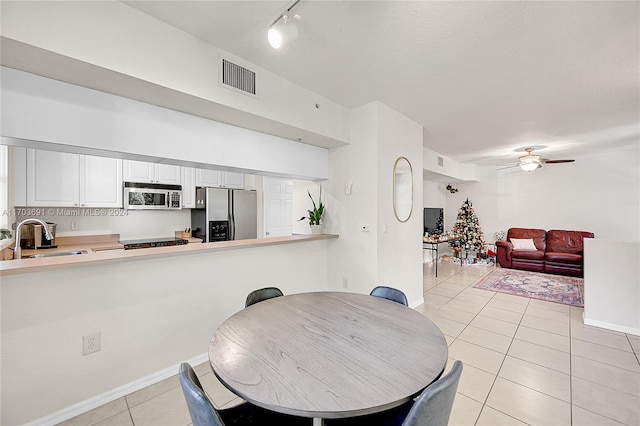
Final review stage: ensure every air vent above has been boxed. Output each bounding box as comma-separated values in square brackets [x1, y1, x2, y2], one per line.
[438, 156, 444, 167]
[220, 59, 257, 96]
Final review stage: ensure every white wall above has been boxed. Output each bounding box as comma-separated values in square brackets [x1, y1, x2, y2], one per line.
[446, 147, 640, 242]
[1, 67, 329, 180]
[0, 1, 348, 146]
[376, 104, 424, 305]
[326, 103, 379, 293]
[1, 240, 331, 425]
[325, 102, 424, 305]
[584, 239, 639, 335]
[423, 180, 446, 211]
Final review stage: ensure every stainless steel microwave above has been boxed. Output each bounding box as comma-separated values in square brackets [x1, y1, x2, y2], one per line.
[123, 182, 182, 210]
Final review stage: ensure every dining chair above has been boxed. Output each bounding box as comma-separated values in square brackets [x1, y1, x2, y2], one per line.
[179, 362, 312, 426]
[399, 360, 463, 425]
[245, 286, 284, 307]
[370, 286, 409, 306]
[179, 362, 226, 426]
[325, 361, 462, 426]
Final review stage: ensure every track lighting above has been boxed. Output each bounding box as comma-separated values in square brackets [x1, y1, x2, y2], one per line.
[268, 0, 301, 49]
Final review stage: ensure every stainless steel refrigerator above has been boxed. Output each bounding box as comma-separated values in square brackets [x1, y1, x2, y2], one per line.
[191, 187, 258, 242]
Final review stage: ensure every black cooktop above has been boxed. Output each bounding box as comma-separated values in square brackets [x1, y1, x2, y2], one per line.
[120, 237, 188, 250]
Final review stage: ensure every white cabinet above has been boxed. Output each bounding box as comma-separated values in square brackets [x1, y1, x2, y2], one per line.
[123, 160, 181, 185]
[223, 171, 244, 189]
[181, 167, 196, 208]
[26, 149, 122, 207]
[195, 169, 221, 187]
[27, 150, 79, 207]
[195, 169, 244, 189]
[79, 156, 123, 207]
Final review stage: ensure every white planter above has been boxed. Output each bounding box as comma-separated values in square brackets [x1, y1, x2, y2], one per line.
[310, 225, 323, 235]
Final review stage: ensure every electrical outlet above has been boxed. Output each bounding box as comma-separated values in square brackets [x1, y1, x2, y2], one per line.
[83, 332, 101, 355]
[71, 221, 79, 231]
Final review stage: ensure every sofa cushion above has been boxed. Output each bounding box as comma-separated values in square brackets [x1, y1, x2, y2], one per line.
[511, 238, 537, 250]
[545, 252, 582, 265]
[512, 250, 545, 261]
[507, 228, 547, 251]
[547, 230, 594, 254]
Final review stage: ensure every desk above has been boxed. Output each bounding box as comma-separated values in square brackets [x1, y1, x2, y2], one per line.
[209, 292, 447, 425]
[423, 235, 462, 277]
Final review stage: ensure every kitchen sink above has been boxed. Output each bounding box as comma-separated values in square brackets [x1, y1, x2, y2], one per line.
[24, 250, 89, 259]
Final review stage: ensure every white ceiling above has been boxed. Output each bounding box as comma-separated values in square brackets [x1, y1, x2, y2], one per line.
[124, 1, 638, 166]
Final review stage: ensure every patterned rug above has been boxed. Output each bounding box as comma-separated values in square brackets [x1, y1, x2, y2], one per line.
[473, 268, 584, 307]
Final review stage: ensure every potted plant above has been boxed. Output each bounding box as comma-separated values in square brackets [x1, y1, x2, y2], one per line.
[299, 187, 325, 234]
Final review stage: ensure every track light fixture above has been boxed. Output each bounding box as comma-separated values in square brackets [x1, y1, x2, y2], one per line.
[268, 0, 302, 49]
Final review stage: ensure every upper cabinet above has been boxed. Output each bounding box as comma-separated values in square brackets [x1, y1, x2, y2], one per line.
[27, 150, 79, 207]
[181, 167, 196, 209]
[123, 160, 181, 185]
[26, 149, 122, 207]
[80, 156, 123, 207]
[195, 169, 244, 189]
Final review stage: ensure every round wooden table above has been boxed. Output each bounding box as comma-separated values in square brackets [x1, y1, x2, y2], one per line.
[209, 292, 447, 424]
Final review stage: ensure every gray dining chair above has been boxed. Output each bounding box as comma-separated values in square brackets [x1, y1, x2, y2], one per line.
[401, 360, 463, 426]
[245, 286, 284, 307]
[179, 362, 226, 426]
[370, 286, 408, 306]
[179, 362, 312, 426]
[325, 361, 462, 426]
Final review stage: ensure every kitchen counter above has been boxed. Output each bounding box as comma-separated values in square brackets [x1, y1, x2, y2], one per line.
[0, 234, 338, 276]
[19, 234, 124, 258]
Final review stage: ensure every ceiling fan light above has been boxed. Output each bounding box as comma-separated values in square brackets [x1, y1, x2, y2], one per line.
[520, 161, 540, 172]
[267, 14, 298, 49]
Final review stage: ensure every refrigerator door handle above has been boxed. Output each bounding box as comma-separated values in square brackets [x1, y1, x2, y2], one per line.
[229, 190, 235, 240]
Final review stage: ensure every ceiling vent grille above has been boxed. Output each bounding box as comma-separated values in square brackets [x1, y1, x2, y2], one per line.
[221, 59, 257, 97]
[438, 156, 444, 167]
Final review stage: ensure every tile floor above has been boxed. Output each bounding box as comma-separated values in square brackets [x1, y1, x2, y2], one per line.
[58, 261, 640, 426]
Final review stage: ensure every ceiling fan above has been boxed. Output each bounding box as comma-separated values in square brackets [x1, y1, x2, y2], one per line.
[500, 147, 575, 172]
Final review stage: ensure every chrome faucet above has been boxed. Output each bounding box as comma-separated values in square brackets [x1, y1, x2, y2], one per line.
[13, 219, 53, 260]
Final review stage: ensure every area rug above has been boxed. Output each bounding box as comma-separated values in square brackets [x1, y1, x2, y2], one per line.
[473, 268, 584, 307]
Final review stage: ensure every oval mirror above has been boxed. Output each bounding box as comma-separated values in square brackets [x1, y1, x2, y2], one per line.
[393, 157, 413, 222]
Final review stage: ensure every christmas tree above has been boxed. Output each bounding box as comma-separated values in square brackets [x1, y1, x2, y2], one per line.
[449, 198, 486, 254]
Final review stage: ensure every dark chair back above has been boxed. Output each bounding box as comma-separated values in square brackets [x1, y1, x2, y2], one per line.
[402, 360, 463, 426]
[179, 362, 225, 426]
[370, 286, 408, 306]
[245, 287, 284, 307]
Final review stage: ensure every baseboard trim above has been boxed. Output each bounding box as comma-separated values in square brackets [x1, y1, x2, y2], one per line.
[27, 352, 209, 426]
[583, 316, 640, 336]
[410, 297, 425, 309]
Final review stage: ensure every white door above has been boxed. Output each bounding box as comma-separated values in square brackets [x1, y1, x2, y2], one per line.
[263, 177, 293, 237]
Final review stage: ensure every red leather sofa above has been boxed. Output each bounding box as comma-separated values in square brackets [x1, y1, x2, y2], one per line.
[496, 228, 594, 277]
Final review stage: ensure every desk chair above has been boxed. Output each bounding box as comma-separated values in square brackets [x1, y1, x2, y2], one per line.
[179, 362, 311, 426]
[245, 286, 284, 307]
[370, 286, 408, 306]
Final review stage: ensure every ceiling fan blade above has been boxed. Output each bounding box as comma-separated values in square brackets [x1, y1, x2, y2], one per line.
[497, 164, 519, 170]
[543, 159, 575, 164]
